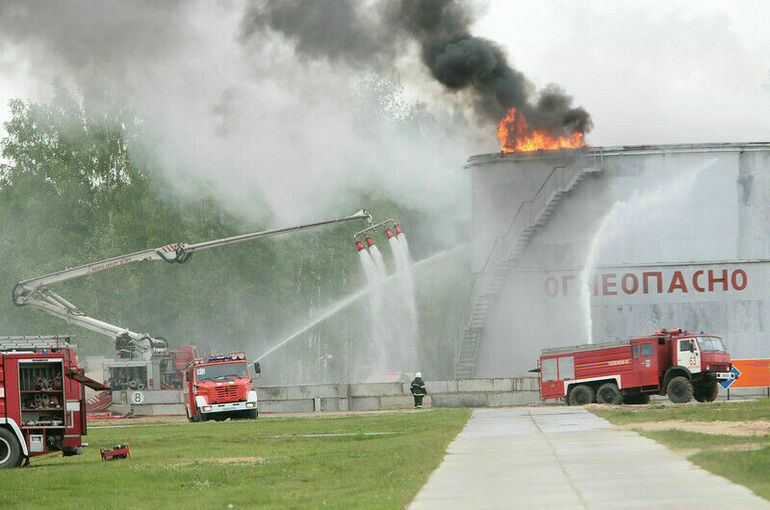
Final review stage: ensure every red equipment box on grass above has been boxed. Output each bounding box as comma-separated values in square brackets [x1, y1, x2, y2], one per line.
[538, 328, 734, 405]
[100, 443, 130, 461]
[0, 336, 108, 468]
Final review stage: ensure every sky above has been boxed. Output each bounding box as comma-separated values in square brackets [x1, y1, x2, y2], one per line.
[0, 0, 768, 224]
[474, 0, 770, 146]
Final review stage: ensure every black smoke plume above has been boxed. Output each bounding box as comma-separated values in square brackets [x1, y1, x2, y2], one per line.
[241, 0, 592, 136]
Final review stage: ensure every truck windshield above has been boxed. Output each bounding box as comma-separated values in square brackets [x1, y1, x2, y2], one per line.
[697, 337, 726, 352]
[196, 362, 248, 382]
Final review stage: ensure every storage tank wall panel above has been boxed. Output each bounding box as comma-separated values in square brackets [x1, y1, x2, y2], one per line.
[469, 144, 770, 377]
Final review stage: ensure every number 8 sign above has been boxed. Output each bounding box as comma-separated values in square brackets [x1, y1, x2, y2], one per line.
[131, 391, 145, 404]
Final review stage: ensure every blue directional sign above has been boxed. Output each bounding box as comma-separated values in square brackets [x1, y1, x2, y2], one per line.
[719, 365, 742, 389]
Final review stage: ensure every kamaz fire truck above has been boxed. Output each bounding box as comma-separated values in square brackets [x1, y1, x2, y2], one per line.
[538, 328, 734, 405]
[0, 336, 107, 468]
[11, 211, 373, 413]
[183, 352, 260, 421]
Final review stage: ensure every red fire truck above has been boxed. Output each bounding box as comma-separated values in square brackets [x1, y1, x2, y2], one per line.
[183, 353, 260, 421]
[538, 328, 734, 405]
[0, 336, 107, 468]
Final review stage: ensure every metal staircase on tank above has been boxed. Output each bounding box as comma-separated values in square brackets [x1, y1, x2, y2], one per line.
[454, 158, 604, 379]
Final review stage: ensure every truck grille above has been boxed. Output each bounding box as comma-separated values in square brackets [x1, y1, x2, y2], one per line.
[213, 385, 238, 402]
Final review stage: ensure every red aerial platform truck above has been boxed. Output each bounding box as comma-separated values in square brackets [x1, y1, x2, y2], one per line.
[538, 328, 734, 405]
[183, 352, 260, 422]
[11, 210, 374, 414]
[0, 336, 107, 468]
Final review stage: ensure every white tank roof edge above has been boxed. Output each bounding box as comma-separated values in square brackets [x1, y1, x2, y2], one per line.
[466, 141, 770, 167]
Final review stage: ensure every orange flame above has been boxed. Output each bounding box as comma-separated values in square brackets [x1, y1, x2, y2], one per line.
[497, 108, 586, 153]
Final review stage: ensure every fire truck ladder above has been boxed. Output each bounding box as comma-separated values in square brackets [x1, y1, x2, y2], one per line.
[0, 335, 75, 351]
[12, 211, 373, 358]
[454, 159, 604, 379]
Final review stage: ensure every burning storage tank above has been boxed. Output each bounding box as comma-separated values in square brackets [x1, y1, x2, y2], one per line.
[457, 142, 770, 379]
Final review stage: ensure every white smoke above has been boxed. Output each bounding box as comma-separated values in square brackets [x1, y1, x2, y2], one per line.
[0, 1, 476, 233]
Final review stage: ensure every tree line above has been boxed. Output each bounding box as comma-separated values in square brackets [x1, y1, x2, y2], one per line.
[0, 84, 469, 383]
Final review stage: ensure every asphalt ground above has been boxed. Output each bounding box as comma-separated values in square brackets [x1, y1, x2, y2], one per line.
[408, 407, 770, 509]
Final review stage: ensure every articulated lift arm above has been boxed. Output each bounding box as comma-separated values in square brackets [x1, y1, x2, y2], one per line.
[12, 210, 372, 358]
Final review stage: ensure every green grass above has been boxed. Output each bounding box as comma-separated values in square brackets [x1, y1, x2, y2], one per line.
[591, 397, 770, 425]
[0, 409, 471, 510]
[589, 398, 770, 502]
[691, 447, 770, 501]
[635, 429, 770, 450]
[634, 430, 770, 501]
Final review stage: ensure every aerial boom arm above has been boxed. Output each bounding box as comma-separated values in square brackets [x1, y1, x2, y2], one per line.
[12, 210, 372, 354]
[185, 211, 372, 254]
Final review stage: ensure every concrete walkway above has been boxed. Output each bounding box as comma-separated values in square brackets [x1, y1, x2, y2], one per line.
[409, 407, 769, 509]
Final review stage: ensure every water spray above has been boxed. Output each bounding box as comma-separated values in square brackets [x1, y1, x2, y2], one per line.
[255, 245, 465, 363]
[351, 218, 419, 374]
[579, 159, 716, 344]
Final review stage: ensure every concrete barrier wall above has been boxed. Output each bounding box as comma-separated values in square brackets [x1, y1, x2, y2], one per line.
[108, 378, 769, 416]
[255, 377, 541, 413]
[110, 389, 186, 416]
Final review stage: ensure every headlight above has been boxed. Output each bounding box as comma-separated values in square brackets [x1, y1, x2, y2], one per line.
[246, 402, 256, 408]
[202, 406, 212, 412]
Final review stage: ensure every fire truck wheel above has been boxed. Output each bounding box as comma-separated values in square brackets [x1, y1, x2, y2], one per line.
[596, 383, 623, 405]
[694, 381, 719, 403]
[248, 409, 258, 419]
[0, 428, 23, 469]
[567, 384, 595, 406]
[666, 376, 693, 404]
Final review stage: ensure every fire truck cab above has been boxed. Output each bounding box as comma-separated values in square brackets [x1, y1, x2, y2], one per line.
[538, 329, 734, 405]
[183, 352, 260, 422]
[0, 336, 107, 468]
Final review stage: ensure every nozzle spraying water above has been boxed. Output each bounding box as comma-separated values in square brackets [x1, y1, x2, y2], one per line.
[385, 228, 395, 239]
[365, 237, 375, 248]
[355, 240, 365, 251]
[393, 224, 403, 235]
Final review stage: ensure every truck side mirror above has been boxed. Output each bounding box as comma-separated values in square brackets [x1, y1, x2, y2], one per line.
[184, 372, 189, 382]
[253, 362, 261, 376]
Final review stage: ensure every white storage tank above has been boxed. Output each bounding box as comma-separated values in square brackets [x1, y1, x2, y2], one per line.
[461, 142, 770, 378]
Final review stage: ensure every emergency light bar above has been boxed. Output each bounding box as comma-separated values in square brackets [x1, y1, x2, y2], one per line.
[205, 352, 246, 363]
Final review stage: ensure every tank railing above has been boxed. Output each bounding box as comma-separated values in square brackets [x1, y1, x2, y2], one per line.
[468, 237, 504, 312]
[455, 273, 477, 361]
[501, 165, 572, 256]
[456, 270, 478, 354]
[455, 163, 589, 372]
[471, 165, 572, 303]
[455, 236, 503, 364]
